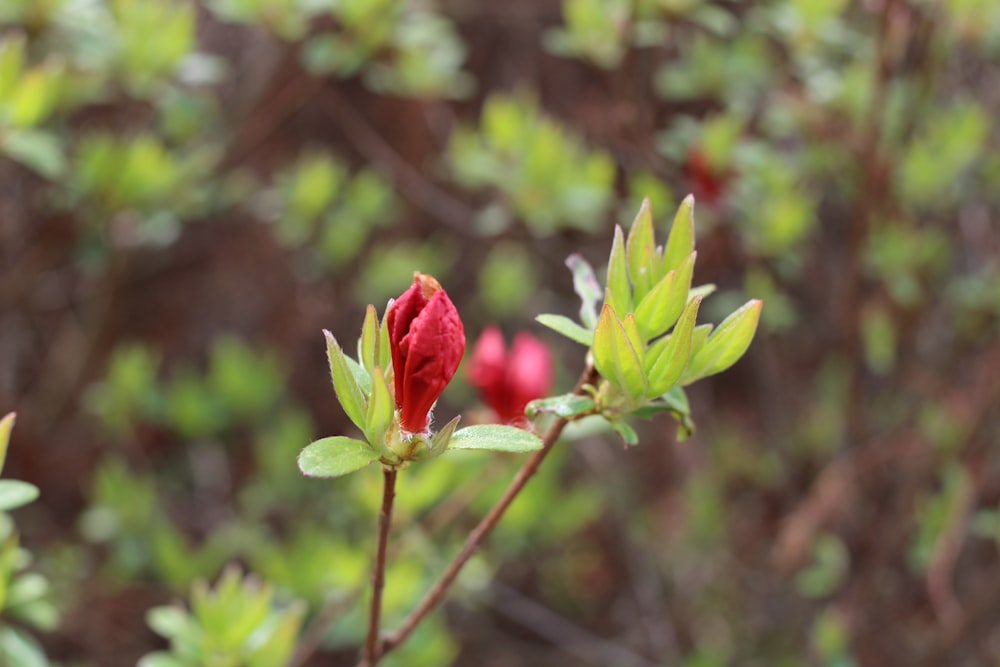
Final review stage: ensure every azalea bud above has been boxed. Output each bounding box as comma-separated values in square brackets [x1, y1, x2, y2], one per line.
[685, 146, 729, 206]
[468, 326, 554, 426]
[385, 273, 466, 433]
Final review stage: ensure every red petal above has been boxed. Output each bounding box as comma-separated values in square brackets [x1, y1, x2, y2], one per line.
[398, 289, 465, 432]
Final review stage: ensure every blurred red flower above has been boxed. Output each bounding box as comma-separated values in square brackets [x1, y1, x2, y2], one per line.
[467, 326, 554, 426]
[685, 146, 729, 206]
[386, 273, 465, 433]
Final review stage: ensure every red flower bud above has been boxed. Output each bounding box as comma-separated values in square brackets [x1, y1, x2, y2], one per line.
[685, 146, 730, 206]
[385, 273, 466, 433]
[467, 326, 554, 426]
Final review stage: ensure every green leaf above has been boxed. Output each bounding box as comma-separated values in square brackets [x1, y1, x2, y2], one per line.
[377, 307, 392, 380]
[0, 626, 48, 667]
[428, 415, 461, 457]
[610, 420, 639, 446]
[645, 295, 702, 396]
[1, 130, 65, 179]
[662, 385, 695, 441]
[298, 436, 380, 478]
[323, 330, 368, 433]
[138, 652, 188, 667]
[605, 225, 632, 315]
[690, 324, 712, 356]
[0, 480, 39, 511]
[145, 606, 191, 641]
[0, 36, 25, 101]
[364, 366, 394, 449]
[535, 314, 593, 346]
[344, 355, 372, 394]
[688, 283, 716, 301]
[359, 304, 380, 374]
[625, 198, 656, 301]
[246, 602, 306, 667]
[447, 425, 543, 453]
[634, 250, 694, 341]
[594, 305, 647, 402]
[0, 412, 14, 475]
[566, 254, 603, 329]
[682, 300, 762, 384]
[663, 194, 695, 274]
[632, 386, 695, 440]
[525, 394, 596, 419]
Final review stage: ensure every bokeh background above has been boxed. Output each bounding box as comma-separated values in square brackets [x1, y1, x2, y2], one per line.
[2, 0, 1000, 665]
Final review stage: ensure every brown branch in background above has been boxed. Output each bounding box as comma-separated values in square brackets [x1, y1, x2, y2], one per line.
[319, 89, 476, 234]
[377, 364, 599, 658]
[288, 592, 357, 667]
[489, 582, 662, 667]
[361, 468, 398, 667]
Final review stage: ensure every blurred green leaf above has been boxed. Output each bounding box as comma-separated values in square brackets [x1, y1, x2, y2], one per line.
[0, 481, 39, 512]
[535, 314, 593, 346]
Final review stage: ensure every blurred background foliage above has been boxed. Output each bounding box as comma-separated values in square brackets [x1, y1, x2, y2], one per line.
[0, 0, 999, 665]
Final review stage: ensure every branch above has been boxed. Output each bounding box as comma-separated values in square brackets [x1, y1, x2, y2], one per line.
[378, 364, 599, 656]
[361, 468, 398, 667]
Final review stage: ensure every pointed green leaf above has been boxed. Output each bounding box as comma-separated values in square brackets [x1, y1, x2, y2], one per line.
[427, 415, 461, 458]
[298, 436, 379, 478]
[663, 194, 695, 274]
[682, 300, 762, 384]
[606, 226, 632, 315]
[447, 424, 543, 452]
[689, 283, 716, 301]
[344, 355, 372, 394]
[633, 268, 673, 340]
[566, 254, 603, 329]
[535, 313, 593, 346]
[359, 305, 379, 374]
[631, 386, 695, 440]
[635, 251, 695, 340]
[526, 394, 596, 419]
[626, 198, 656, 302]
[364, 366, 394, 449]
[0, 480, 39, 511]
[691, 324, 712, 356]
[610, 420, 639, 446]
[645, 296, 702, 396]
[377, 308, 391, 376]
[0, 412, 14, 475]
[594, 304, 646, 401]
[323, 330, 368, 433]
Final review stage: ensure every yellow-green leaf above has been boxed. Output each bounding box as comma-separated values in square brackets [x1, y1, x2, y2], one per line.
[625, 198, 656, 302]
[646, 296, 702, 396]
[682, 300, 762, 384]
[0, 412, 14, 475]
[663, 194, 695, 274]
[606, 225, 632, 315]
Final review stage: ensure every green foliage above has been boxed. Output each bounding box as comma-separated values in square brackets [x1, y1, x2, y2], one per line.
[539, 199, 761, 442]
[298, 0, 472, 97]
[449, 93, 616, 234]
[0, 416, 56, 667]
[545, 0, 632, 68]
[140, 566, 306, 667]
